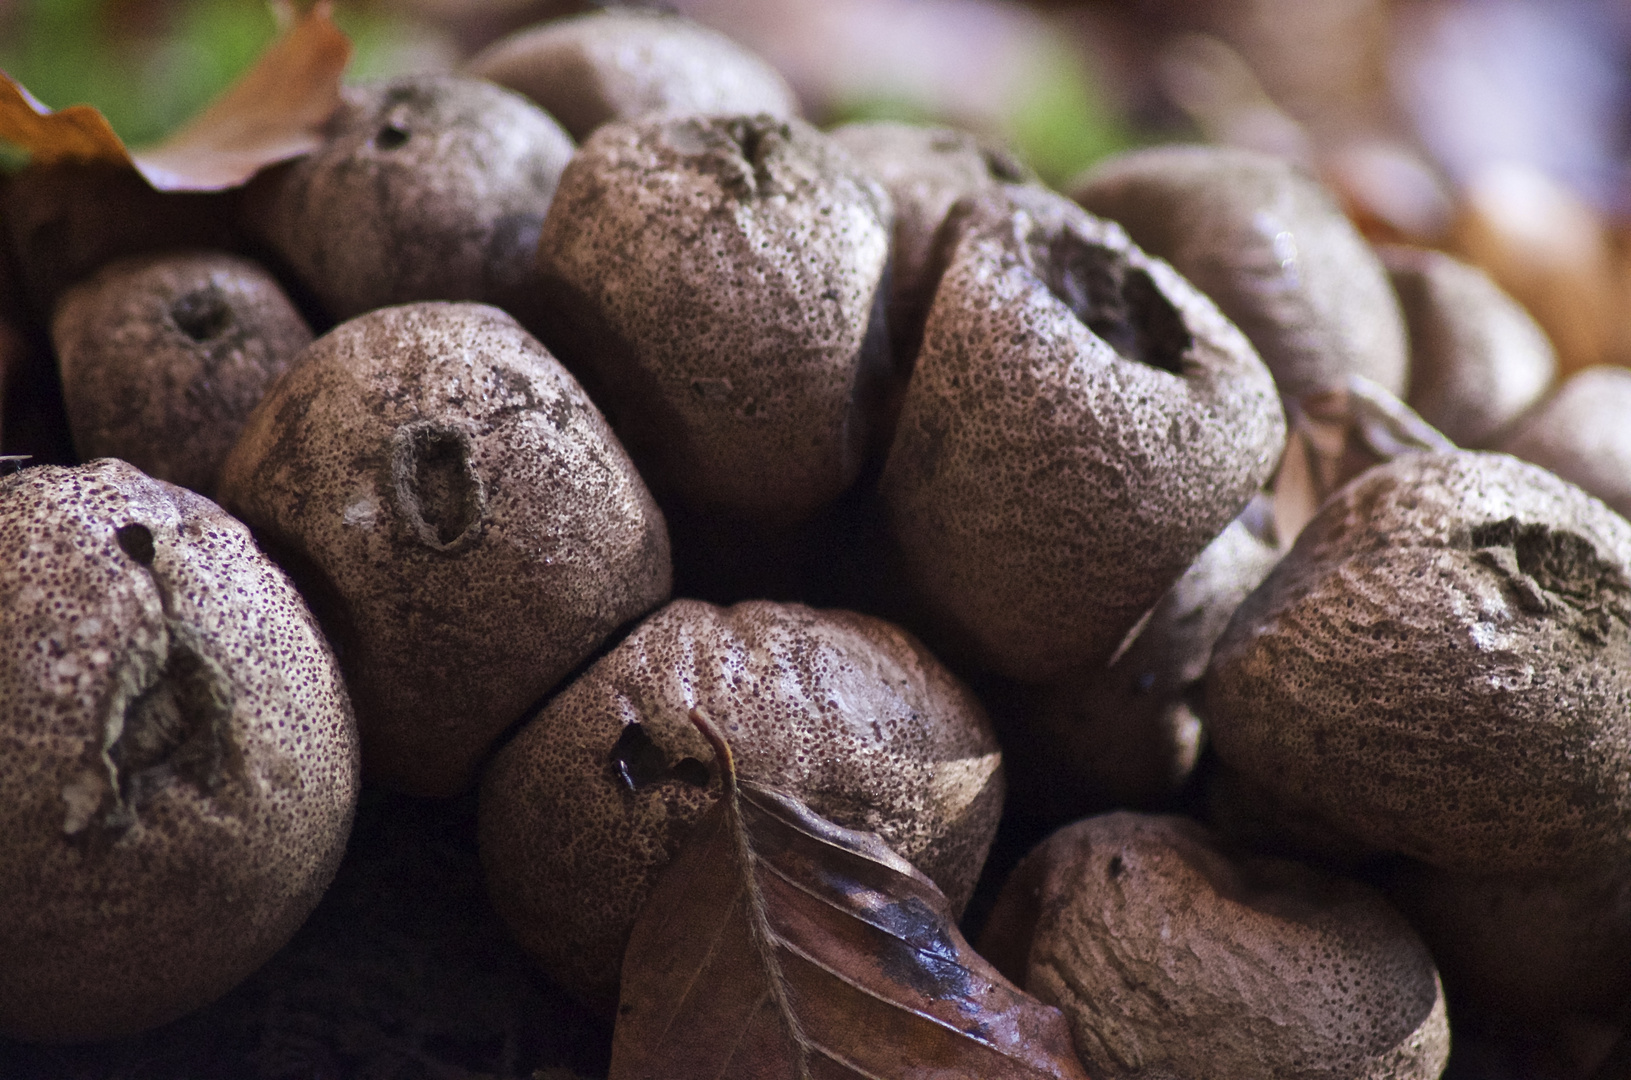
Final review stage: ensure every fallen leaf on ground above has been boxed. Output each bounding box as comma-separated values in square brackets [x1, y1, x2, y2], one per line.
[1271, 375, 1453, 549]
[0, 3, 350, 191]
[610, 709, 1090, 1080]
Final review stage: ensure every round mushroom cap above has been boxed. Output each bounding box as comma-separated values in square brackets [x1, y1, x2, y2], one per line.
[51, 251, 312, 497]
[535, 113, 893, 526]
[980, 812, 1449, 1080]
[478, 598, 1004, 1008]
[243, 74, 574, 322]
[1207, 450, 1631, 874]
[0, 459, 358, 1042]
[1383, 245, 1556, 449]
[218, 302, 671, 797]
[880, 184, 1284, 682]
[1072, 144, 1408, 400]
[467, 8, 798, 142]
[1497, 366, 1631, 523]
[829, 120, 1036, 369]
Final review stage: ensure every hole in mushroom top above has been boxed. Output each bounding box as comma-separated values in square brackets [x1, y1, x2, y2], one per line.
[673, 116, 788, 198]
[374, 124, 410, 150]
[732, 120, 767, 166]
[115, 523, 155, 565]
[391, 421, 486, 552]
[169, 286, 233, 344]
[1034, 231, 1192, 375]
[981, 146, 1029, 183]
[113, 634, 235, 808]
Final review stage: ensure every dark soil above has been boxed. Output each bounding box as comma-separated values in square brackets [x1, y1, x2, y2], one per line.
[0, 787, 612, 1080]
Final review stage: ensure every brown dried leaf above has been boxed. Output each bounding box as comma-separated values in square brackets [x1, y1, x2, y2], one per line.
[611, 710, 1090, 1080]
[1271, 375, 1453, 549]
[0, 4, 349, 191]
[0, 78, 130, 168]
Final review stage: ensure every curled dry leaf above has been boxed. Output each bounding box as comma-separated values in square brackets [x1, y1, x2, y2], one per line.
[611, 710, 1089, 1080]
[1271, 375, 1453, 549]
[0, 3, 349, 191]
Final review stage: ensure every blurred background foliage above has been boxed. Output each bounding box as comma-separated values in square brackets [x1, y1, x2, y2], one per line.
[0, 0, 1133, 184]
[3, 0, 1629, 209]
[0, 0, 439, 146]
[7, 0, 1631, 401]
[4, 0, 1631, 364]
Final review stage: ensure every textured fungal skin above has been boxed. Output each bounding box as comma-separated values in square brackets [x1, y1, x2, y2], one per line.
[467, 8, 798, 143]
[478, 598, 1004, 1008]
[1072, 145, 1408, 400]
[829, 121, 1036, 369]
[1384, 245, 1556, 449]
[1207, 451, 1631, 874]
[0, 460, 358, 1042]
[535, 113, 893, 526]
[880, 185, 1284, 682]
[1029, 517, 1281, 812]
[52, 252, 312, 497]
[243, 74, 574, 321]
[218, 302, 670, 797]
[1497, 366, 1631, 522]
[980, 813, 1449, 1080]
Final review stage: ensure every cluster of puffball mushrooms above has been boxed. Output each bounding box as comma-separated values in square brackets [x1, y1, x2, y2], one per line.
[4, 7, 1631, 1078]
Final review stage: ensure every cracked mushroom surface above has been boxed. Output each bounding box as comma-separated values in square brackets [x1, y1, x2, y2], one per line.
[218, 302, 671, 798]
[1207, 451, 1631, 874]
[479, 597, 1004, 1009]
[0, 460, 358, 1042]
[880, 185, 1284, 682]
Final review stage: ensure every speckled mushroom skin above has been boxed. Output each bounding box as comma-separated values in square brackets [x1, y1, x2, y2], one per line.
[51, 252, 312, 497]
[1207, 451, 1631, 874]
[243, 74, 574, 322]
[979, 813, 1449, 1080]
[0, 460, 358, 1042]
[879, 185, 1284, 682]
[218, 302, 671, 797]
[1028, 517, 1281, 812]
[1497, 366, 1631, 523]
[1072, 145, 1409, 400]
[534, 113, 893, 527]
[1383, 245, 1556, 450]
[829, 121, 1036, 370]
[478, 598, 1004, 1009]
[466, 8, 799, 143]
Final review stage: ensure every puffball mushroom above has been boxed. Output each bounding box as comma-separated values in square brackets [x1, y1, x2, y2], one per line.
[218, 302, 671, 797]
[0, 459, 358, 1042]
[880, 184, 1283, 682]
[1207, 451, 1631, 874]
[479, 598, 1004, 1009]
